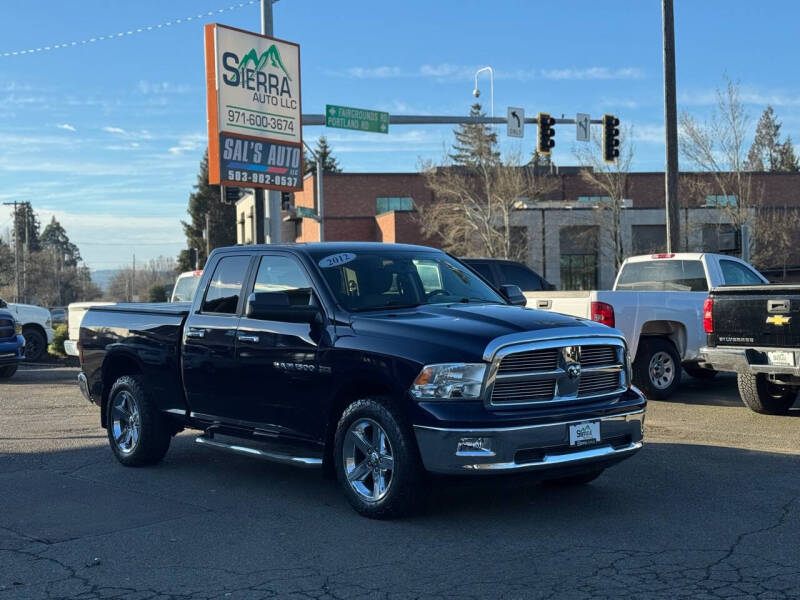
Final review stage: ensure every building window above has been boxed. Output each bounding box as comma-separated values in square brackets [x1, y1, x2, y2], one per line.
[559, 226, 598, 290]
[376, 197, 413, 214]
[577, 196, 612, 204]
[704, 194, 738, 207]
[632, 225, 667, 255]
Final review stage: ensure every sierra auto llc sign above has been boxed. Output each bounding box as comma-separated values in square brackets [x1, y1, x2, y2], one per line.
[204, 23, 302, 191]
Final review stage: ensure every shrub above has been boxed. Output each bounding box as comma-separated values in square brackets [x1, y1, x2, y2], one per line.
[48, 323, 69, 358]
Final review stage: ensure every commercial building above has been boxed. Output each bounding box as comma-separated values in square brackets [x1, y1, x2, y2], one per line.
[264, 169, 800, 288]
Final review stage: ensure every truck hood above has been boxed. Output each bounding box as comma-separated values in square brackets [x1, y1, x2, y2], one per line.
[350, 303, 608, 363]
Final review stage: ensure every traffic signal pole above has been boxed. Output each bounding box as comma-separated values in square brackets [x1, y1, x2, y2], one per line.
[662, 0, 681, 253]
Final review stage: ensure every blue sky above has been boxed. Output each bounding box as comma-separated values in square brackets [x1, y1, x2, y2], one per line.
[2, 0, 800, 269]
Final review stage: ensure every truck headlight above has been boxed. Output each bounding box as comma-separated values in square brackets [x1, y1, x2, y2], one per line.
[45, 318, 52, 328]
[411, 363, 486, 400]
[14, 321, 22, 335]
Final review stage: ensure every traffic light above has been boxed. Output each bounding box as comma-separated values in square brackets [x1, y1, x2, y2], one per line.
[603, 114, 620, 162]
[537, 113, 556, 154]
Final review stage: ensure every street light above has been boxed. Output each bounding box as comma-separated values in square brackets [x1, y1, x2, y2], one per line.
[473, 66, 494, 119]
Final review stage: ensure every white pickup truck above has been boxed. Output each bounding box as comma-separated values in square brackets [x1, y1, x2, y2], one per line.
[526, 253, 767, 399]
[0, 298, 54, 361]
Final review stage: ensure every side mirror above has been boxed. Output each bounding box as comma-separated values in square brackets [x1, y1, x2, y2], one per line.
[245, 292, 321, 324]
[0, 298, 6, 309]
[499, 284, 527, 307]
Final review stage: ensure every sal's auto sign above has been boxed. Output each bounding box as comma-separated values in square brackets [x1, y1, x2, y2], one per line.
[204, 23, 302, 191]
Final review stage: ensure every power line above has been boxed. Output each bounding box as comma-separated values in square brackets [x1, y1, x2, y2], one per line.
[0, 1, 257, 58]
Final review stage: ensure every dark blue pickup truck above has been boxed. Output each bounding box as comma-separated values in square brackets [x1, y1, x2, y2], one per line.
[77, 243, 645, 518]
[0, 309, 24, 379]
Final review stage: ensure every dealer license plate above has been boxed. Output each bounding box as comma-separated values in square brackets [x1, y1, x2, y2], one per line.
[569, 421, 601, 447]
[768, 351, 795, 367]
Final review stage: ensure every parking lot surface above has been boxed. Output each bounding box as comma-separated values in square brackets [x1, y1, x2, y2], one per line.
[2, 366, 799, 599]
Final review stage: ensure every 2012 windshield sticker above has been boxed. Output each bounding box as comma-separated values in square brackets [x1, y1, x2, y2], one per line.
[319, 253, 356, 268]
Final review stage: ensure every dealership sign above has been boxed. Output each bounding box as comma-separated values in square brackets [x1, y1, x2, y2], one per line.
[204, 23, 302, 191]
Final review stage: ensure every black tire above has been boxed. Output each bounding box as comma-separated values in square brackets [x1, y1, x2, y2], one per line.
[106, 375, 171, 466]
[683, 363, 718, 380]
[334, 398, 427, 519]
[22, 327, 46, 362]
[737, 373, 798, 415]
[544, 468, 605, 486]
[633, 338, 682, 400]
[0, 365, 18, 378]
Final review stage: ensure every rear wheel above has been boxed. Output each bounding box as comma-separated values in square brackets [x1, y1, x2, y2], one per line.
[683, 363, 718, 380]
[106, 375, 171, 466]
[633, 338, 682, 399]
[22, 327, 46, 362]
[334, 398, 427, 519]
[0, 365, 18, 378]
[737, 373, 798, 415]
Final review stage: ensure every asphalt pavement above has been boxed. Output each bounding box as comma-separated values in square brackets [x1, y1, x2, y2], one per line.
[1, 367, 799, 599]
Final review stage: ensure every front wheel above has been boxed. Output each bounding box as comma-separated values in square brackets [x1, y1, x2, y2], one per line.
[334, 398, 427, 519]
[106, 375, 171, 466]
[633, 338, 682, 400]
[0, 365, 18, 378]
[22, 327, 46, 362]
[737, 373, 798, 415]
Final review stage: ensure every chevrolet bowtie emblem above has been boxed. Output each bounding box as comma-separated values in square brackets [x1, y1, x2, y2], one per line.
[766, 314, 791, 326]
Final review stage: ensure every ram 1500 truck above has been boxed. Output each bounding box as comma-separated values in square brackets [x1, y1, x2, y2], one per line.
[701, 285, 800, 415]
[77, 243, 646, 518]
[0, 309, 25, 378]
[526, 253, 767, 399]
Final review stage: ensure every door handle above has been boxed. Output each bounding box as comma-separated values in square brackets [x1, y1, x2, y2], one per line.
[237, 333, 260, 343]
[185, 328, 206, 339]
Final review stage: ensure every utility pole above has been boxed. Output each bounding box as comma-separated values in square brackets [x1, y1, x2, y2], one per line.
[255, 0, 282, 245]
[2, 201, 21, 302]
[662, 0, 681, 252]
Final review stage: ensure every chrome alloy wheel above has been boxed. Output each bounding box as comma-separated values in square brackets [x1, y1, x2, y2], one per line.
[343, 418, 394, 502]
[649, 351, 676, 390]
[111, 390, 140, 454]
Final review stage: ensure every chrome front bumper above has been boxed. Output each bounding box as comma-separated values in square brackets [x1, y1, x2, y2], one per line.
[413, 409, 644, 474]
[77, 372, 92, 403]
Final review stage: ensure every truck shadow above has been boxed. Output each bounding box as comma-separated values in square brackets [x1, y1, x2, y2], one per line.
[665, 372, 800, 414]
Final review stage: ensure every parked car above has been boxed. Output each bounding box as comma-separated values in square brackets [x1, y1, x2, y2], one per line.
[525, 253, 767, 399]
[77, 242, 646, 518]
[50, 307, 67, 325]
[461, 258, 555, 292]
[0, 309, 25, 378]
[170, 270, 202, 302]
[0, 298, 54, 362]
[63, 301, 116, 357]
[701, 284, 800, 415]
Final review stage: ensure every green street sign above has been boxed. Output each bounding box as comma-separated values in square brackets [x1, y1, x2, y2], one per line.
[295, 206, 319, 220]
[326, 104, 389, 134]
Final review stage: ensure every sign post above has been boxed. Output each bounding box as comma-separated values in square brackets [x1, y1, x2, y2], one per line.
[507, 107, 524, 138]
[326, 104, 389, 134]
[205, 23, 303, 192]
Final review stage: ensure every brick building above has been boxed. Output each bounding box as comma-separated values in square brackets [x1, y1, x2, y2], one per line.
[281, 169, 800, 289]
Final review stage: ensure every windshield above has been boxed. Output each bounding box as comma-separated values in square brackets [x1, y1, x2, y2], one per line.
[310, 249, 506, 312]
[171, 274, 201, 302]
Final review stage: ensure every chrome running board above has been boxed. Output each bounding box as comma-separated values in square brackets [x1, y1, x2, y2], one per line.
[195, 435, 322, 468]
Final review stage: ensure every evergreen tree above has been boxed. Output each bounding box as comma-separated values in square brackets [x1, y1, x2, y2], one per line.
[177, 150, 236, 271]
[304, 136, 342, 175]
[449, 103, 500, 168]
[529, 149, 552, 169]
[12, 202, 41, 253]
[40, 217, 81, 267]
[746, 106, 800, 171]
[0, 238, 13, 288]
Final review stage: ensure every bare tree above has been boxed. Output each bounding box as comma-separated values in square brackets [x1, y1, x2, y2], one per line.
[417, 153, 556, 263]
[679, 76, 761, 254]
[573, 125, 635, 270]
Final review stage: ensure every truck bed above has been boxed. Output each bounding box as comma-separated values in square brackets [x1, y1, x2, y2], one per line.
[89, 302, 191, 316]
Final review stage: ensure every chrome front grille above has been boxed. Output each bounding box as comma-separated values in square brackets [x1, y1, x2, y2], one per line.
[487, 337, 627, 408]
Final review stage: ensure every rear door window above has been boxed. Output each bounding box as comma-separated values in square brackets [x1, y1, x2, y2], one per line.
[498, 263, 543, 291]
[720, 260, 763, 285]
[616, 260, 708, 292]
[201, 256, 250, 314]
[468, 262, 495, 284]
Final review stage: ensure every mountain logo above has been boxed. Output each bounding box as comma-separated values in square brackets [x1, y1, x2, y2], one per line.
[238, 46, 292, 81]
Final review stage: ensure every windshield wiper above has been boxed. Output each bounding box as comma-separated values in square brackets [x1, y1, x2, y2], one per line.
[352, 301, 422, 312]
[454, 297, 506, 304]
